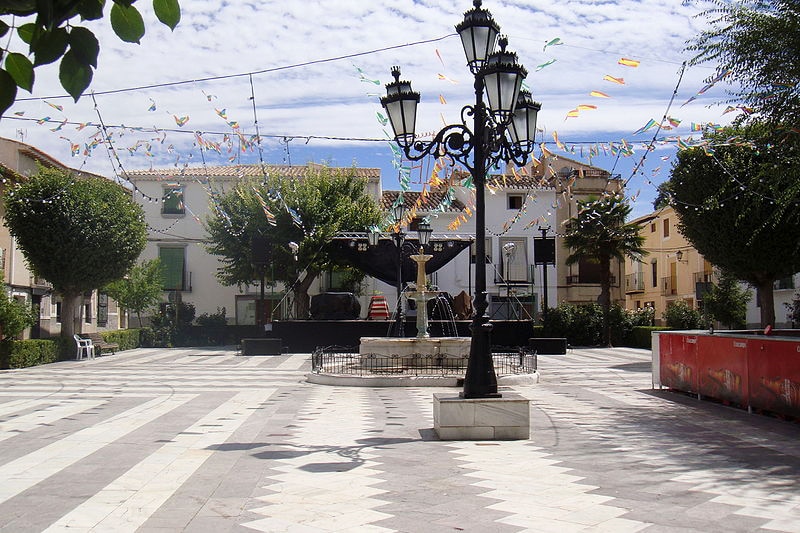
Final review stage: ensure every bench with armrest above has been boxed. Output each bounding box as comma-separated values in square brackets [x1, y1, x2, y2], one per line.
[81, 332, 119, 356]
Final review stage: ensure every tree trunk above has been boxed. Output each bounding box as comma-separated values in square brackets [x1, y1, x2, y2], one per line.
[757, 278, 776, 329]
[60, 292, 80, 355]
[599, 255, 612, 347]
[293, 272, 317, 319]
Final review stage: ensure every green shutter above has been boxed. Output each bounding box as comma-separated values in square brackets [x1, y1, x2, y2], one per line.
[159, 247, 185, 290]
[162, 186, 185, 214]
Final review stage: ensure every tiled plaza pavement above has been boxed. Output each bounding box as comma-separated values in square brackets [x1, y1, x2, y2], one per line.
[0, 346, 799, 532]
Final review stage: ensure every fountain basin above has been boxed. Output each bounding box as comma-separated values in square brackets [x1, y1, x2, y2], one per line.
[359, 336, 470, 367]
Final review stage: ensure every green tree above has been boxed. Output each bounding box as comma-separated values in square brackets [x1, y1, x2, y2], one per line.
[663, 123, 800, 327]
[205, 166, 382, 319]
[701, 270, 752, 329]
[0, 284, 37, 339]
[663, 299, 704, 330]
[0, 0, 180, 115]
[3, 166, 147, 339]
[562, 193, 647, 346]
[103, 259, 164, 327]
[687, 0, 800, 126]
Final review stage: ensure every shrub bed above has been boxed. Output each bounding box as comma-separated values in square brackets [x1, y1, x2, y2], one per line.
[100, 329, 140, 351]
[0, 338, 64, 369]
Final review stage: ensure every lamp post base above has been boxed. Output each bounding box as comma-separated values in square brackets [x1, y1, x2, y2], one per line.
[434, 392, 530, 440]
[461, 318, 501, 399]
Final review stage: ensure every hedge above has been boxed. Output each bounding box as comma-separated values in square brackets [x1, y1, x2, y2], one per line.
[100, 329, 141, 351]
[627, 327, 671, 349]
[0, 330, 145, 370]
[0, 338, 64, 369]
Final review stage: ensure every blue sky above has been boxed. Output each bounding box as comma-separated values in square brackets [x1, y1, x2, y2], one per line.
[0, 1, 734, 220]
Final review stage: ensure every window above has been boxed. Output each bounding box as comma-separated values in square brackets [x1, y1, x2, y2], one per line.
[663, 218, 670, 238]
[470, 238, 493, 264]
[507, 194, 524, 210]
[650, 223, 656, 233]
[55, 301, 62, 323]
[84, 302, 92, 323]
[159, 246, 186, 290]
[97, 293, 108, 327]
[499, 237, 528, 282]
[651, 260, 658, 288]
[577, 257, 602, 284]
[161, 184, 185, 215]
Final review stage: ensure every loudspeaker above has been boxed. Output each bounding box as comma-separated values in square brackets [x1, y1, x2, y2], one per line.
[534, 237, 556, 264]
[251, 235, 271, 264]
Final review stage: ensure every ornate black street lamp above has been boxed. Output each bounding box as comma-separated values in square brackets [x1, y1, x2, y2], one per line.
[368, 195, 433, 337]
[380, 0, 541, 398]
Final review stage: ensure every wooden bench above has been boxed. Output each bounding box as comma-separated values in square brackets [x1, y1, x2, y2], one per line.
[82, 332, 119, 356]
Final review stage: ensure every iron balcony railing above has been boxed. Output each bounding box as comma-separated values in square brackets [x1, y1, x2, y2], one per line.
[566, 274, 617, 286]
[625, 273, 645, 293]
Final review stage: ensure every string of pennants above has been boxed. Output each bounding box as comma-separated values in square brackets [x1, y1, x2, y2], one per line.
[8, 35, 799, 238]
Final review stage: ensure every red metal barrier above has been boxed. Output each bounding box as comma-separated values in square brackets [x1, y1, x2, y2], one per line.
[656, 331, 800, 418]
[696, 335, 749, 406]
[747, 338, 800, 418]
[659, 332, 698, 393]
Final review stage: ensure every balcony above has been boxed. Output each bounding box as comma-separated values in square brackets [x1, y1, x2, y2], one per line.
[661, 275, 678, 296]
[566, 274, 617, 286]
[694, 270, 715, 300]
[625, 273, 645, 293]
[693, 271, 716, 284]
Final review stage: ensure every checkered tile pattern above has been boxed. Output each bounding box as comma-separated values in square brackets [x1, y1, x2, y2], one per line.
[0, 346, 798, 532]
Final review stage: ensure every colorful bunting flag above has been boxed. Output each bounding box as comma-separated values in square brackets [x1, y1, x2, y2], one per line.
[535, 59, 557, 71]
[543, 37, 562, 51]
[618, 58, 640, 67]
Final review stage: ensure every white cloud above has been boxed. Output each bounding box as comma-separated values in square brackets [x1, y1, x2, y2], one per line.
[1, 0, 736, 218]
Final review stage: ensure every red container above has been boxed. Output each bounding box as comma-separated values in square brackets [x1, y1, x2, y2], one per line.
[697, 335, 749, 406]
[659, 333, 699, 393]
[747, 338, 800, 417]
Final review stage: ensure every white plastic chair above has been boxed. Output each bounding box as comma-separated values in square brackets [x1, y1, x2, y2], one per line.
[74, 335, 95, 360]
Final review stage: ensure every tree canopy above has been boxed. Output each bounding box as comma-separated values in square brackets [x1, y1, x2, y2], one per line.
[4, 166, 147, 337]
[561, 193, 647, 345]
[0, 0, 180, 116]
[702, 269, 752, 329]
[103, 259, 164, 327]
[205, 166, 382, 318]
[662, 123, 800, 327]
[687, 0, 800, 126]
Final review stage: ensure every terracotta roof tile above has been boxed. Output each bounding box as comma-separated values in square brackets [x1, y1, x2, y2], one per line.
[123, 163, 381, 181]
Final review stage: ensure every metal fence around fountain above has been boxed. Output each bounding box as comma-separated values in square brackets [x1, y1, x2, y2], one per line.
[311, 345, 537, 377]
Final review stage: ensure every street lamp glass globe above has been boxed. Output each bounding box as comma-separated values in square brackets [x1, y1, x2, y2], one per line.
[455, 0, 500, 74]
[417, 219, 433, 246]
[381, 67, 420, 147]
[481, 38, 527, 121]
[509, 90, 542, 153]
[391, 196, 407, 223]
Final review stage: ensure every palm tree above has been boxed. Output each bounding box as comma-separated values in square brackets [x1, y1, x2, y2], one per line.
[562, 193, 647, 346]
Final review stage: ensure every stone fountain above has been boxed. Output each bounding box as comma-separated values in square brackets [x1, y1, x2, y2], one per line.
[359, 247, 470, 364]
